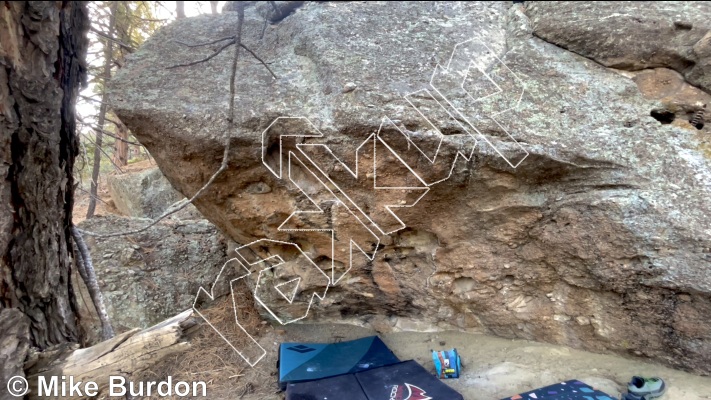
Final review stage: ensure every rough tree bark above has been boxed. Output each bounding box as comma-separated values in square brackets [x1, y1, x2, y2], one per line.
[86, 1, 117, 218]
[0, 0, 89, 392]
[112, 117, 129, 166]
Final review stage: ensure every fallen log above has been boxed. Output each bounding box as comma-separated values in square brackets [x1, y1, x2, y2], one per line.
[24, 309, 198, 399]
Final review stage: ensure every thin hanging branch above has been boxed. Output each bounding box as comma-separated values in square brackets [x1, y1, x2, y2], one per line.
[71, 227, 115, 341]
[91, 127, 142, 146]
[170, 39, 278, 79]
[79, 94, 111, 106]
[79, 1, 253, 239]
[82, 133, 125, 173]
[79, 121, 143, 146]
[166, 39, 236, 68]
[76, 186, 113, 207]
[238, 44, 278, 79]
[104, 116, 126, 127]
[175, 36, 233, 47]
[90, 26, 135, 52]
[77, 115, 143, 146]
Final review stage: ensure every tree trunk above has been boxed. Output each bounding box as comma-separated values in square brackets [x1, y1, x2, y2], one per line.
[0, 309, 31, 400]
[86, 2, 117, 219]
[0, 0, 88, 356]
[176, 1, 186, 19]
[210, 1, 219, 14]
[112, 118, 129, 167]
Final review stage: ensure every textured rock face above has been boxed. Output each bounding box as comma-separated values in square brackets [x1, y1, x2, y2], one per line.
[107, 167, 202, 219]
[527, 2, 711, 94]
[110, 2, 711, 373]
[76, 216, 229, 343]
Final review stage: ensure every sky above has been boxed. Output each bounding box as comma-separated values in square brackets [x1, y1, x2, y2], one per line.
[155, 1, 226, 19]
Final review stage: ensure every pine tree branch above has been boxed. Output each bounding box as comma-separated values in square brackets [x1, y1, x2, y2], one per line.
[87, 125, 142, 146]
[166, 39, 236, 69]
[71, 227, 115, 341]
[90, 26, 135, 52]
[175, 36, 234, 47]
[171, 39, 278, 79]
[81, 134, 125, 173]
[77, 116, 143, 146]
[239, 43, 278, 79]
[76, 186, 113, 207]
[79, 94, 111, 106]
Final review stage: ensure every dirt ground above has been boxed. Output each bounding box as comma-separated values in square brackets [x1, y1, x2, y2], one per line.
[147, 317, 711, 400]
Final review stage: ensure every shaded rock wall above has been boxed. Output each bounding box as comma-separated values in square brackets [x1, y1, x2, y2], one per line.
[109, 2, 711, 373]
[76, 215, 229, 344]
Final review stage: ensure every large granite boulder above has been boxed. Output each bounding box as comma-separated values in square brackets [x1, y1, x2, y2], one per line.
[527, 2, 711, 95]
[109, 2, 711, 373]
[106, 166, 202, 220]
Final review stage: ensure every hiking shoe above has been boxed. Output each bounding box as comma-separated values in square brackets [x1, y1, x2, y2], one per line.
[625, 376, 666, 399]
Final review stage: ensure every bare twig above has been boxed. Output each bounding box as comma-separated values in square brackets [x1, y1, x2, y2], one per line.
[81, 123, 142, 146]
[90, 27, 135, 52]
[175, 36, 233, 47]
[78, 137, 89, 172]
[228, 4, 245, 122]
[79, 94, 111, 106]
[71, 226, 115, 340]
[166, 39, 236, 69]
[171, 39, 277, 79]
[101, 130, 141, 146]
[130, 16, 170, 22]
[104, 116, 124, 127]
[82, 134, 125, 173]
[238, 43, 277, 79]
[77, 115, 143, 146]
[154, 1, 177, 18]
[76, 186, 113, 207]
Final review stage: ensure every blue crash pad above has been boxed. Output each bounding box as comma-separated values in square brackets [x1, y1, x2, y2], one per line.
[278, 336, 400, 389]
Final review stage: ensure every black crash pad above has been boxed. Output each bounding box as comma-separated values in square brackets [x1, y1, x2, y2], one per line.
[285, 374, 368, 400]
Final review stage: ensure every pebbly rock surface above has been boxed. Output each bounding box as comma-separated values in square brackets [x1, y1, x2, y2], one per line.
[76, 215, 230, 344]
[109, 2, 711, 373]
